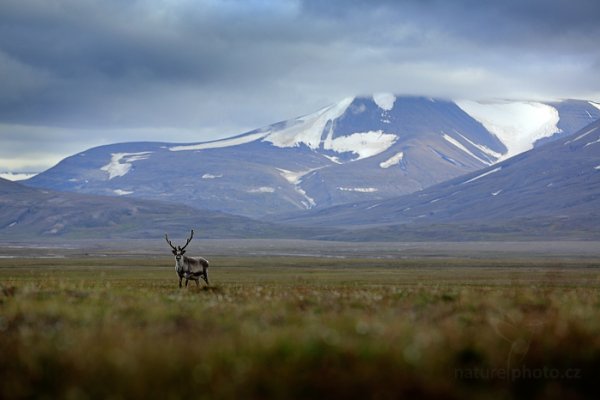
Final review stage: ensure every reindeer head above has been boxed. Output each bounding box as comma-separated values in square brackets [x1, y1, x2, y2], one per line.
[165, 230, 194, 263]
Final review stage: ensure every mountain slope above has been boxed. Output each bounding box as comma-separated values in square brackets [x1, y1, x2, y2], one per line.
[24, 96, 600, 218]
[279, 119, 600, 240]
[0, 178, 322, 240]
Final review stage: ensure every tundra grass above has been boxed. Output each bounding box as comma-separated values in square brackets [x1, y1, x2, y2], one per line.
[1, 257, 600, 399]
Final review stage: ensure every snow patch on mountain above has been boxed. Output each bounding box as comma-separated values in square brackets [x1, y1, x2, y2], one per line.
[585, 138, 600, 147]
[277, 168, 318, 209]
[101, 152, 152, 180]
[453, 131, 502, 160]
[277, 168, 309, 185]
[324, 131, 398, 160]
[322, 154, 342, 164]
[590, 102, 600, 112]
[443, 134, 491, 165]
[456, 101, 560, 160]
[380, 152, 404, 169]
[338, 187, 378, 193]
[114, 189, 133, 196]
[297, 187, 316, 209]
[202, 173, 222, 179]
[248, 187, 275, 193]
[264, 97, 354, 149]
[373, 93, 396, 111]
[170, 132, 268, 151]
[462, 167, 502, 184]
[565, 126, 599, 144]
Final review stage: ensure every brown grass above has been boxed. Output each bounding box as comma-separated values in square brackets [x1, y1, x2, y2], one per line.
[1, 256, 600, 399]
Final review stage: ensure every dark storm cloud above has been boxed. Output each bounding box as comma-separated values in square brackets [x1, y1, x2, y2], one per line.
[0, 0, 331, 128]
[303, 0, 600, 46]
[1, 0, 599, 172]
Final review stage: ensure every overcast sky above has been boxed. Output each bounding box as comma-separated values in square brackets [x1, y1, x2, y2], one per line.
[1, 0, 600, 174]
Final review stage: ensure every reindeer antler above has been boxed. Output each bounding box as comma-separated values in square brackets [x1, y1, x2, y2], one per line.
[180, 229, 194, 251]
[165, 233, 177, 251]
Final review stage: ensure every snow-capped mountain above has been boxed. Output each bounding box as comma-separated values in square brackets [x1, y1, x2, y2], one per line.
[25, 96, 600, 218]
[279, 118, 600, 240]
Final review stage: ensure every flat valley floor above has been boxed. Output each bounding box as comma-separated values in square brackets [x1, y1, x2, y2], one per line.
[1, 243, 600, 399]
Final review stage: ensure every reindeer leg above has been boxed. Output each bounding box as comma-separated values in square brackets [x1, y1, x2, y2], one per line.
[203, 270, 209, 286]
[185, 278, 189, 287]
[178, 277, 182, 288]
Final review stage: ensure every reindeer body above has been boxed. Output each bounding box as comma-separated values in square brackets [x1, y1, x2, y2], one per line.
[175, 255, 209, 287]
[166, 230, 210, 288]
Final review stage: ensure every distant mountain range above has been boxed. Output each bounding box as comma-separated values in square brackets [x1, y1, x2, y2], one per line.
[0, 177, 322, 240]
[24, 96, 600, 219]
[278, 119, 600, 241]
[5, 95, 599, 241]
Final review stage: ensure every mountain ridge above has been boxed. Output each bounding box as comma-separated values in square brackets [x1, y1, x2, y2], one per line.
[24, 95, 600, 219]
[0, 177, 327, 240]
[277, 118, 600, 240]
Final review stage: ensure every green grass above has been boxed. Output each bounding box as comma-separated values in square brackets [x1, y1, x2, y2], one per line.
[1, 256, 600, 399]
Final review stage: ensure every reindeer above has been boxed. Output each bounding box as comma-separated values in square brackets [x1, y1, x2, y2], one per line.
[165, 230, 209, 288]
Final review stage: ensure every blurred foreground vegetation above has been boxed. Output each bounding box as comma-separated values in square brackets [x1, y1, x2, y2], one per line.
[1, 256, 600, 399]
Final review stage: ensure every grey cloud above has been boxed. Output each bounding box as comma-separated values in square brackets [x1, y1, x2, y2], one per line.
[1, 0, 599, 172]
